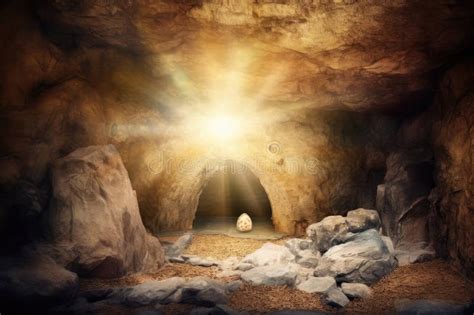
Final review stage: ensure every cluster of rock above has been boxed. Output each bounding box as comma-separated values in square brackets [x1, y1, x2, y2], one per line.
[0, 145, 165, 312]
[163, 208, 396, 308]
[53, 277, 247, 315]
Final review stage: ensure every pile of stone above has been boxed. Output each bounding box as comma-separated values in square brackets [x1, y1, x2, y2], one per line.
[52, 276, 247, 315]
[165, 208, 396, 309]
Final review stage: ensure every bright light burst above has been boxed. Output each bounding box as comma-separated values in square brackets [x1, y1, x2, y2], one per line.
[205, 115, 239, 141]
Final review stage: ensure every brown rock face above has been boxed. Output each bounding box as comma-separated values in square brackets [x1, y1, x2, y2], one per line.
[45, 145, 164, 278]
[0, 0, 473, 278]
[431, 61, 474, 279]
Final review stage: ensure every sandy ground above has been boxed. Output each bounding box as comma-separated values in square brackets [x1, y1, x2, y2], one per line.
[80, 234, 474, 314]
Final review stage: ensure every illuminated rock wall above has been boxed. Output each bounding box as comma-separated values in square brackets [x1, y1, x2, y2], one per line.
[0, 0, 473, 278]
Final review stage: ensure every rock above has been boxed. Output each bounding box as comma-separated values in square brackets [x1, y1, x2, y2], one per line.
[169, 256, 186, 263]
[0, 255, 79, 310]
[314, 229, 396, 284]
[225, 280, 243, 294]
[165, 233, 193, 258]
[377, 147, 434, 248]
[341, 283, 372, 299]
[296, 250, 320, 268]
[241, 243, 295, 267]
[306, 216, 349, 252]
[345, 208, 381, 233]
[323, 288, 350, 308]
[80, 288, 113, 302]
[180, 277, 228, 306]
[241, 265, 297, 286]
[395, 246, 436, 266]
[120, 277, 185, 306]
[216, 269, 243, 278]
[294, 266, 315, 285]
[44, 145, 164, 278]
[236, 262, 254, 271]
[381, 236, 395, 255]
[296, 276, 336, 294]
[394, 299, 469, 315]
[188, 256, 219, 267]
[236, 213, 252, 232]
[431, 63, 474, 278]
[219, 256, 240, 271]
[284, 238, 312, 256]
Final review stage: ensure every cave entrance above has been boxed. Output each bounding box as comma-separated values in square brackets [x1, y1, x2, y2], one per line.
[193, 160, 276, 238]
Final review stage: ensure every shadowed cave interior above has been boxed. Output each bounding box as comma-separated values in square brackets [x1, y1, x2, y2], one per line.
[0, 0, 473, 314]
[193, 160, 275, 237]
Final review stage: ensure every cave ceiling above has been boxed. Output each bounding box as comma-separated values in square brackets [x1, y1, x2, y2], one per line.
[30, 0, 474, 117]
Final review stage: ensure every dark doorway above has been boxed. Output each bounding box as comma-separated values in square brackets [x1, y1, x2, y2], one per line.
[194, 160, 272, 228]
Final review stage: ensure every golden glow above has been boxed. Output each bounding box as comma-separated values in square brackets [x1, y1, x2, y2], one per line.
[205, 115, 239, 141]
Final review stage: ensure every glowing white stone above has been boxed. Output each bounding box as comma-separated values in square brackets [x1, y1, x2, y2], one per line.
[236, 213, 252, 232]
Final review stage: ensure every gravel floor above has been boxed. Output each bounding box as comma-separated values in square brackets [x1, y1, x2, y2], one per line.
[80, 234, 474, 314]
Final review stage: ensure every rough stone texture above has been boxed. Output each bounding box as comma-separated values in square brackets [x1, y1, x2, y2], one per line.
[295, 250, 320, 269]
[430, 60, 474, 279]
[340, 282, 372, 299]
[296, 276, 336, 294]
[1, 0, 472, 240]
[121, 277, 185, 306]
[314, 229, 396, 284]
[323, 288, 350, 308]
[241, 265, 297, 286]
[395, 246, 436, 267]
[345, 208, 381, 233]
[376, 147, 434, 248]
[0, 254, 79, 310]
[241, 243, 295, 267]
[0, 0, 473, 281]
[307, 215, 349, 252]
[112, 276, 230, 307]
[44, 145, 164, 278]
[180, 277, 229, 306]
[187, 256, 219, 267]
[284, 238, 312, 256]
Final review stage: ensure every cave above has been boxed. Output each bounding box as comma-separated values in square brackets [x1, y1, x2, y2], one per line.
[193, 160, 274, 236]
[0, 0, 473, 314]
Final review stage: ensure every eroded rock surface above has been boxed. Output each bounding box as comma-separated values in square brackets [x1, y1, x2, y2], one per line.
[314, 229, 396, 284]
[44, 145, 164, 278]
[241, 265, 297, 286]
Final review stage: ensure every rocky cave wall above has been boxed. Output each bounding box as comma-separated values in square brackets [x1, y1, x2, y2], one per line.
[0, 0, 473, 278]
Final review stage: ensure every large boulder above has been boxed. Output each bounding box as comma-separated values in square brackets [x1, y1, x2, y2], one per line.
[0, 255, 79, 311]
[44, 145, 164, 278]
[306, 215, 349, 252]
[314, 229, 396, 284]
[241, 243, 295, 267]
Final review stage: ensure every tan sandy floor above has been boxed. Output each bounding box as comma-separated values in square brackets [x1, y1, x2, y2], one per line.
[80, 234, 474, 314]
